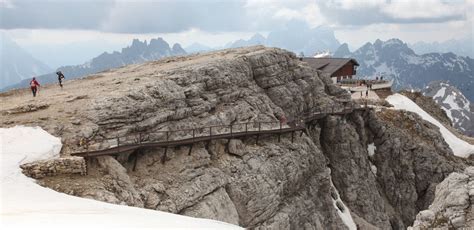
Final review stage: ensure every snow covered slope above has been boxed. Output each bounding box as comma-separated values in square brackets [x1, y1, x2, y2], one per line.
[423, 81, 474, 137]
[0, 126, 241, 230]
[386, 94, 474, 158]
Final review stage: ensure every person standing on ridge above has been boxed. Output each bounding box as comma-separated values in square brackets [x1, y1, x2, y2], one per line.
[30, 77, 40, 97]
[56, 71, 65, 88]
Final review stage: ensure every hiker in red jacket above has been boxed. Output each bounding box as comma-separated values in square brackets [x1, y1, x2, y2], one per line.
[30, 77, 40, 97]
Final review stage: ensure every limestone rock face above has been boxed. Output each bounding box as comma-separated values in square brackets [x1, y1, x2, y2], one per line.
[7, 46, 471, 229]
[317, 107, 470, 229]
[43, 46, 349, 229]
[410, 167, 474, 229]
[180, 187, 240, 225]
[364, 109, 468, 228]
[95, 156, 144, 207]
[20, 156, 86, 179]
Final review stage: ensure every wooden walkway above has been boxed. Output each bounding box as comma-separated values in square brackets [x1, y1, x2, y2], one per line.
[72, 103, 359, 159]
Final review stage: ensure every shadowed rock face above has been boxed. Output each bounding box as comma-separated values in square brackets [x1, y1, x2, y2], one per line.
[11, 46, 470, 229]
[318, 108, 469, 229]
[410, 166, 474, 229]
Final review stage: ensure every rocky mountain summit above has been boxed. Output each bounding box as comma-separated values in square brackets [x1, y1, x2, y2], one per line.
[423, 81, 474, 137]
[334, 39, 474, 102]
[2, 37, 186, 91]
[1, 46, 472, 229]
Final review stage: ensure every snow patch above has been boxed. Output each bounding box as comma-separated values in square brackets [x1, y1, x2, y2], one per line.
[367, 143, 376, 157]
[370, 164, 377, 175]
[330, 180, 357, 230]
[314, 51, 331, 58]
[386, 94, 474, 158]
[0, 126, 241, 229]
[433, 87, 446, 100]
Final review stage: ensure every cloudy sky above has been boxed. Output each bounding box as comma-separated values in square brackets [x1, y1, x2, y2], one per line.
[1, 0, 473, 68]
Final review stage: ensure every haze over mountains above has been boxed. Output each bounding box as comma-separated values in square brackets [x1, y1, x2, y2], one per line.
[0, 34, 52, 89]
[2, 25, 473, 106]
[187, 23, 341, 57]
[224, 24, 341, 57]
[2, 37, 186, 91]
[409, 36, 474, 58]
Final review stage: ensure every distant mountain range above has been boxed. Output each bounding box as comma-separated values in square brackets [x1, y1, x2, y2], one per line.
[187, 23, 341, 57]
[0, 33, 52, 89]
[423, 81, 474, 137]
[184, 42, 213, 54]
[2, 38, 186, 91]
[334, 39, 474, 102]
[410, 36, 473, 58]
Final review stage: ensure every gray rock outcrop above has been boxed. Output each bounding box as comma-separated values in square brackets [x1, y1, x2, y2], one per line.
[3, 46, 472, 229]
[410, 166, 474, 229]
[20, 156, 86, 179]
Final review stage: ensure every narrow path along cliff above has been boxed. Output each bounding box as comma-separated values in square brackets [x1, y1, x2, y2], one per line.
[1, 46, 473, 229]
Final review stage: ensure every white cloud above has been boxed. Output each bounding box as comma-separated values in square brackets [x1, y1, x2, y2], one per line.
[0, 0, 14, 8]
[381, 0, 465, 19]
[270, 2, 326, 27]
[334, 0, 385, 10]
[317, 0, 468, 25]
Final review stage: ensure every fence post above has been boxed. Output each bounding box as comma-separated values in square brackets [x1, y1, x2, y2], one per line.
[192, 129, 195, 140]
[138, 133, 142, 144]
[210, 127, 212, 137]
[116, 135, 120, 154]
[166, 131, 169, 142]
[230, 125, 233, 137]
[245, 123, 248, 133]
[258, 123, 261, 132]
[278, 121, 282, 142]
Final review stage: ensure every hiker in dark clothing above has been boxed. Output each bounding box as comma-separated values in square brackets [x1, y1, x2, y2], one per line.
[30, 77, 40, 97]
[56, 71, 65, 88]
[365, 90, 368, 98]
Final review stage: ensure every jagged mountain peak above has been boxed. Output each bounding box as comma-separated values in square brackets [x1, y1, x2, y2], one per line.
[250, 33, 265, 40]
[333, 43, 351, 58]
[2, 37, 186, 91]
[249, 33, 266, 43]
[423, 81, 474, 136]
[149, 37, 169, 47]
[362, 38, 412, 54]
[131, 38, 147, 47]
[172, 43, 186, 55]
[342, 38, 474, 103]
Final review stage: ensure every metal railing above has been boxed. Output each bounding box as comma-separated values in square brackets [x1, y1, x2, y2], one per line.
[76, 102, 356, 155]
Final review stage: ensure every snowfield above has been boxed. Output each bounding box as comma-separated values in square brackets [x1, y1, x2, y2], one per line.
[386, 94, 474, 158]
[0, 126, 241, 230]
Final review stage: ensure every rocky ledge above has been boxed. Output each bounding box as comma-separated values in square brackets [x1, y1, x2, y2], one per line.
[2, 46, 472, 229]
[410, 167, 474, 229]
